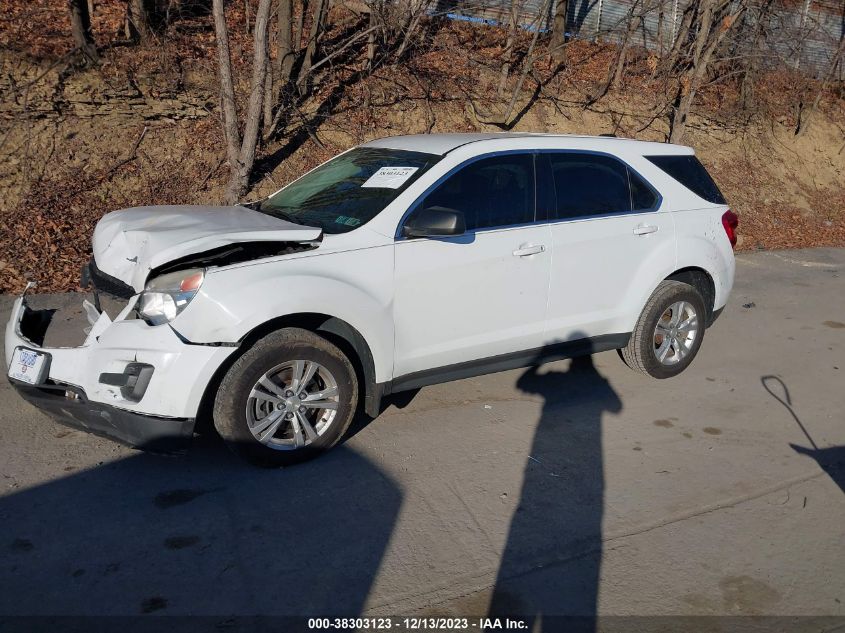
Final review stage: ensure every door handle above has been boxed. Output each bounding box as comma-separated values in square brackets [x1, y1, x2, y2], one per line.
[513, 244, 546, 257]
[633, 224, 659, 236]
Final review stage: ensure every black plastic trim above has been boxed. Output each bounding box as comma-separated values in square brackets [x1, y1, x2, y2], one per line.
[85, 258, 136, 300]
[709, 306, 724, 327]
[386, 333, 630, 394]
[10, 381, 194, 454]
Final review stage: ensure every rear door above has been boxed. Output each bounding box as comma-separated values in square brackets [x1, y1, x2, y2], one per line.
[392, 153, 552, 380]
[541, 151, 676, 341]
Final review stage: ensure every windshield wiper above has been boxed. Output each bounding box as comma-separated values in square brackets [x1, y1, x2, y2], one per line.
[270, 209, 306, 225]
[246, 199, 317, 228]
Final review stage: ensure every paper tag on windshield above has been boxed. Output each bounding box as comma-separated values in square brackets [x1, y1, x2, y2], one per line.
[361, 167, 419, 189]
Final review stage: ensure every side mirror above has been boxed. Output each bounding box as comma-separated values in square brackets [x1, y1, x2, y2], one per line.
[402, 206, 466, 238]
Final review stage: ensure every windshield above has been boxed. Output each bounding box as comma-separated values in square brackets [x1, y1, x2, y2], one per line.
[256, 147, 441, 234]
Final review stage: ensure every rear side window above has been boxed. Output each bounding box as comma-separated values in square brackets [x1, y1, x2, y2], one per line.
[421, 153, 535, 231]
[546, 153, 659, 219]
[630, 170, 658, 211]
[645, 155, 726, 204]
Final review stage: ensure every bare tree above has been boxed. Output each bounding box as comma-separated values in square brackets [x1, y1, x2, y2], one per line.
[609, 0, 650, 91]
[668, 0, 747, 143]
[797, 31, 845, 135]
[276, 0, 296, 84]
[68, 0, 99, 62]
[498, 0, 522, 97]
[393, 0, 433, 60]
[298, 0, 328, 92]
[126, 0, 154, 42]
[550, 0, 568, 62]
[212, 0, 274, 203]
[738, 0, 775, 110]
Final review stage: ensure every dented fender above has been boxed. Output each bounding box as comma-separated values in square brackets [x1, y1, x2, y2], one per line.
[172, 243, 396, 383]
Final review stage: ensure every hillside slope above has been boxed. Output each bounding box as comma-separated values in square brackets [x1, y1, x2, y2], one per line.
[1, 9, 843, 292]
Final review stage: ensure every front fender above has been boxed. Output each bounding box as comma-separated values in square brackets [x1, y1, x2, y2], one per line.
[172, 246, 395, 382]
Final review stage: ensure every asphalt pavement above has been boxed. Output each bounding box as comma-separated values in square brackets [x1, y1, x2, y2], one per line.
[0, 248, 843, 623]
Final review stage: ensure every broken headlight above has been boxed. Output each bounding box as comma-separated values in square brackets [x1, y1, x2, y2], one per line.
[138, 268, 204, 325]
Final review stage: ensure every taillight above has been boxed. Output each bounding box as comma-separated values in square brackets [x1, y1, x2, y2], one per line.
[722, 210, 738, 248]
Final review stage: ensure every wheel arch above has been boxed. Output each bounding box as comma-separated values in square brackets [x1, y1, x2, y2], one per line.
[194, 313, 382, 435]
[665, 267, 716, 326]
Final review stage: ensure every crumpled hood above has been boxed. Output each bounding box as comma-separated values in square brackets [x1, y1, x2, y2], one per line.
[92, 205, 322, 291]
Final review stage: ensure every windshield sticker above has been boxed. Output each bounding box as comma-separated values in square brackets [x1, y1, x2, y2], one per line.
[361, 166, 419, 189]
[335, 216, 361, 227]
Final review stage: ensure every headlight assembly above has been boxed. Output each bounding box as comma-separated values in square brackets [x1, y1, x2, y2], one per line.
[138, 268, 204, 325]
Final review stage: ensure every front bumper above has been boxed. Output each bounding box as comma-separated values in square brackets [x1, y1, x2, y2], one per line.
[11, 381, 194, 453]
[5, 293, 239, 450]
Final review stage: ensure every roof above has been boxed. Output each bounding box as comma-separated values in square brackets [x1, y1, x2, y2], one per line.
[359, 132, 690, 156]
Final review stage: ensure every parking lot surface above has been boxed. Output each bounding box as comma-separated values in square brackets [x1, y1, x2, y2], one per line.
[1, 248, 843, 619]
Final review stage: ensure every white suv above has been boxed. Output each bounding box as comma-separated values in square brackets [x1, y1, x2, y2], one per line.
[5, 133, 737, 466]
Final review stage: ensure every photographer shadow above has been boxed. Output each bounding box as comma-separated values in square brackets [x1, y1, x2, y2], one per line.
[488, 349, 622, 629]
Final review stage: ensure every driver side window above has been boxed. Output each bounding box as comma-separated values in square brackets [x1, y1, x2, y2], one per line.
[418, 154, 536, 231]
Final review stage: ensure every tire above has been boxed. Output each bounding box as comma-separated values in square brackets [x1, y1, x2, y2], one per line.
[213, 327, 358, 467]
[620, 280, 707, 379]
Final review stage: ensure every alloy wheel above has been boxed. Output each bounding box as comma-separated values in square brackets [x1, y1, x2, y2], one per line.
[653, 301, 699, 366]
[245, 360, 339, 450]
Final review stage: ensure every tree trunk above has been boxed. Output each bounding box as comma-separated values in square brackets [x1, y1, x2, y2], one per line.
[550, 0, 568, 62]
[365, 7, 377, 71]
[212, 0, 274, 203]
[297, 0, 327, 92]
[236, 0, 273, 200]
[127, 0, 154, 42]
[68, 0, 98, 62]
[394, 0, 431, 61]
[294, 0, 307, 53]
[610, 5, 643, 91]
[797, 32, 845, 136]
[263, 52, 274, 135]
[276, 0, 295, 84]
[212, 0, 244, 200]
[669, 1, 746, 143]
[498, 0, 520, 97]
[739, 2, 770, 111]
[501, 0, 546, 126]
[663, 2, 695, 74]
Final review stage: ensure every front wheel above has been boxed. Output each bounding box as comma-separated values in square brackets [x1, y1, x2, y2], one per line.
[620, 280, 707, 379]
[213, 328, 358, 467]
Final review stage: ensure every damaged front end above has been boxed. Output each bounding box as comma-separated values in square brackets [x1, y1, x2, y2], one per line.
[90, 204, 323, 291]
[6, 204, 323, 452]
[5, 277, 237, 453]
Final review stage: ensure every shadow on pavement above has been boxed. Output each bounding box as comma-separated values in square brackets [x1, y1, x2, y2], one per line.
[2, 345, 627, 627]
[762, 374, 845, 495]
[488, 349, 622, 629]
[0, 434, 401, 617]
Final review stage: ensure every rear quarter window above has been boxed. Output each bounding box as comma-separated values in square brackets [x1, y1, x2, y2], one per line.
[645, 155, 726, 205]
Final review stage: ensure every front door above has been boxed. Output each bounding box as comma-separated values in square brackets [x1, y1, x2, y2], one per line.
[392, 153, 551, 380]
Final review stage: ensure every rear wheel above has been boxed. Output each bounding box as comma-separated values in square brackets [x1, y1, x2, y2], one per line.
[213, 328, 358, 467]
[620, 280, 706, 379]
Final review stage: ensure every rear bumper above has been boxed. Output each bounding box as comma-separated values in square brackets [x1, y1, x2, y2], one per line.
[10, 380, 193, 453]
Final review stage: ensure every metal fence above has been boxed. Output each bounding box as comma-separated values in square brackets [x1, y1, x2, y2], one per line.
[435, 0, 845, 79]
